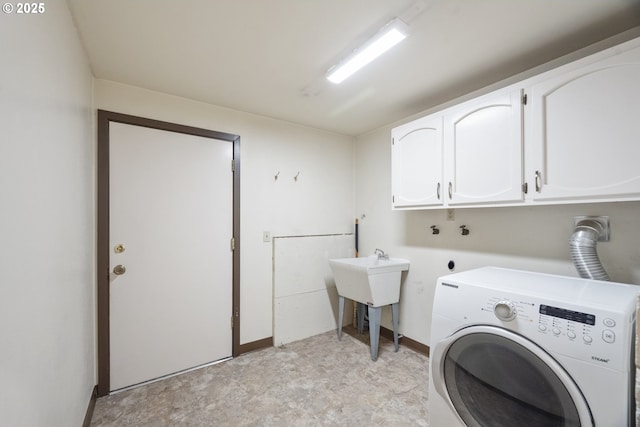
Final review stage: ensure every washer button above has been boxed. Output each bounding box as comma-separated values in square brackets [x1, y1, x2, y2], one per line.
[567, 331, 576, 339]
[602, 330, 615, 343]
[603, 318, 616, 328]
[583, 335, 593, 344]
[552, 327, 561, 336]
[538, 324, 547, 332]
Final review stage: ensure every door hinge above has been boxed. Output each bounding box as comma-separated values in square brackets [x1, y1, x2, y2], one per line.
[231, 159, 235, 172]
[230, 237, 235, 251]
[392, 137, 395, 146]
[522, 182, 528, 194]
[522, 93, 528, 105]
[230, 315, 234, 329]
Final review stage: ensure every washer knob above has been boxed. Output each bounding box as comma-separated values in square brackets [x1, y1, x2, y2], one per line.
[494, 300, 517, 321]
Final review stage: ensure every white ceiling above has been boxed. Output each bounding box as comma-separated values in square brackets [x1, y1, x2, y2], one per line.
[66, 0, 640, 136]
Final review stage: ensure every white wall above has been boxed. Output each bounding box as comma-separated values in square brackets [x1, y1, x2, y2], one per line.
[356, 126, 640, 346]
[0, 3, 95, 426]
[273, 234, 354, 346]
[94, 80, 355, 344]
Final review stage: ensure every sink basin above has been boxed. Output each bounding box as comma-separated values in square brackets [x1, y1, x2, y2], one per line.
[329, 256, 410, 307]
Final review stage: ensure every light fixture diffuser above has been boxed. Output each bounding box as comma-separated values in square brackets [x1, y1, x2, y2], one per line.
[327, 18, 408, 84]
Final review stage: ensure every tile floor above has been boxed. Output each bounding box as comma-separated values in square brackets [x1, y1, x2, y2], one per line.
[90, 330, 430, 426]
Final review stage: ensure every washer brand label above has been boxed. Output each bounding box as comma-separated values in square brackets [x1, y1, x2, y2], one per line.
[441, 282, 458, 289]
[591, 356, 610, 363]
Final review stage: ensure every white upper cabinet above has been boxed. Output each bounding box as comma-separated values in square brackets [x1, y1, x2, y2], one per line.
[391, 36, 640, 210]
[525, 40, 640, 202]
[391, 114, 443, 208]
[444, 88, 524, 206]
[392, 88, 523, 209]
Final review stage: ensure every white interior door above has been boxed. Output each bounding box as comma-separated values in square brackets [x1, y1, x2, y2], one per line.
[109, 122, 233, 391]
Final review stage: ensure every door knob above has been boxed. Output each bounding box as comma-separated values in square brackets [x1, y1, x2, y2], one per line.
[113, 265, 126, 275]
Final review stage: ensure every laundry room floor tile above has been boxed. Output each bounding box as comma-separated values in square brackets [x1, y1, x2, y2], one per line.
[90, 331, 430, 426]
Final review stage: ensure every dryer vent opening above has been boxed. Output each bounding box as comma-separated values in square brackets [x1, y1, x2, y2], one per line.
[570, 218, 609, 281]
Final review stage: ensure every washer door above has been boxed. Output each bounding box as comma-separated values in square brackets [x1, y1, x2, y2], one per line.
[432, 326, 593, 427]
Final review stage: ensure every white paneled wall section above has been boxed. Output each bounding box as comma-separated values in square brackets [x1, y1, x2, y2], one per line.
[273, 235, 354, 346]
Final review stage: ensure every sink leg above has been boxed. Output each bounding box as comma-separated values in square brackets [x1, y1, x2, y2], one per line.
[392, 302, 399, 352]
[338, 296, 344, 340]
[368, 306, 381, 361]
[357, 302, 366, 334]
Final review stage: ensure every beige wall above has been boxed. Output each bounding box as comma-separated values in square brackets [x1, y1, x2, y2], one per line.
[0, 2, 95, 425]
[94, 80, 355, 344]
[356, 125, 640, 345]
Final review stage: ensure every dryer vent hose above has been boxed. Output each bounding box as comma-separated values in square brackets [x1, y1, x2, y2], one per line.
[570, 219, 609, 281]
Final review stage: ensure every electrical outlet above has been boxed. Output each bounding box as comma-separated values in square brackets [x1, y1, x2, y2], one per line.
[446, 209, 455, 221]
[262, 231, 271, 242]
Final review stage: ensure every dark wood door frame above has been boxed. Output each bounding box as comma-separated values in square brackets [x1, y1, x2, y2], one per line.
[97, 110, 241, 397]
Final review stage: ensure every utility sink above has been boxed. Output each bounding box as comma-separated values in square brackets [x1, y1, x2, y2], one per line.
[329, 255, 410, 361]
[329, 256, 410, 307]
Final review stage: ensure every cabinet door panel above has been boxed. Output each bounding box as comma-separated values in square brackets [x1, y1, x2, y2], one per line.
[445, 90, 523, 205]
[527, 45, 640, 201]
[392, 115, 443, 208]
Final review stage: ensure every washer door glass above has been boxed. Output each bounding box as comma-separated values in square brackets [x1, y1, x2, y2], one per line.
[444, 332, 585, 427]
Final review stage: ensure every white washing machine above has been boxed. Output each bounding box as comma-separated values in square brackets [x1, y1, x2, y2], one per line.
[428, 267, 638, 427]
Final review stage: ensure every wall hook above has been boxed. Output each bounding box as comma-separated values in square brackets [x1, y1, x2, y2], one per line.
[460, 225, 470, 236]
[430, 225, 440, 235]
[294, 171, 300, 181]
[274, 171, 280, 181]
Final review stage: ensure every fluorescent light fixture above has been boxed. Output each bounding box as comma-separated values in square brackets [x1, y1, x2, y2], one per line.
[326, 18, 408, 84]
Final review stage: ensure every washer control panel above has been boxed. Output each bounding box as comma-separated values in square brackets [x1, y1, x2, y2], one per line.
[480, 295, 629, 371]
[539, 304, 599, 342]
[536, 304, 620, 345]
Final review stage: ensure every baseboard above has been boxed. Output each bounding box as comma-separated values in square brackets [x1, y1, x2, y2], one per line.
[238, 336, 273, 355]
[346, 325, 430, 357]
[379, 326, 396, 343]
[82, 385, 98, 427]
[386, 328, 430, 357]
[387, 329, 429, 357]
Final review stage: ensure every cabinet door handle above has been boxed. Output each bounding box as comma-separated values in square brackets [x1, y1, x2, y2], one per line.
[437, 182, 441, 200]
[448, 182, 453, 199]
[535, 170, 542, 193]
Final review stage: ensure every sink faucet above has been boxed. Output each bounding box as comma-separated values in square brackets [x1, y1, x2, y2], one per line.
[374, 248, 389, 260]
